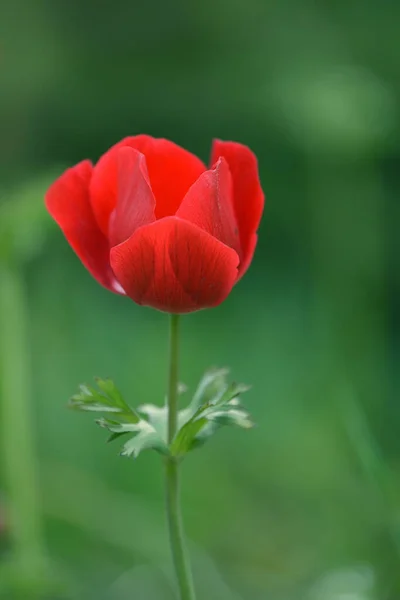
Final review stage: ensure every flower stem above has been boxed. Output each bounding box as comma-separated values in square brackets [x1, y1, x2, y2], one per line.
[167, 314, 180, 446]
[165, 314, 196, 600]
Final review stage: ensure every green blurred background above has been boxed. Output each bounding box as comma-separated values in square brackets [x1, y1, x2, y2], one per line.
[0, 1, 398, 598]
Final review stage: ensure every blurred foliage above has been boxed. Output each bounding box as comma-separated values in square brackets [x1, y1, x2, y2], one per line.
[0, 0, 399, 598]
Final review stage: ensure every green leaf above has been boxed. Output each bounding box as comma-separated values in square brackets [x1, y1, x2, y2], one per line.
[121, 431, 168, 459]
[170, 369, 253, 458]
[69, 378, 140, 424]
[69, 371, 252, 461]
[202, 407, 253, 429]
[211, 382, 252, 408]
[94, 377, 130, 411]
[137, 383, 189, 442]
[107, 431, 130, 443]
[69, 378, 169, 458]
[170, 415, 208, 456]
[137, 403, 168, 441]
[189, 368, 230, 411]
[97, 418, 169, 458]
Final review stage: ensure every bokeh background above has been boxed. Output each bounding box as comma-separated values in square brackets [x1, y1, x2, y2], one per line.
[0, 1, 399, 598]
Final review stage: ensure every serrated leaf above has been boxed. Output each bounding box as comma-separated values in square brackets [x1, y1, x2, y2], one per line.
[69, 370, 251, 461]
[211, 382, 252, 408]
[170, 371, 252, 457]
[137, 404, 168, 441]
[97, 418, 169, 459]
[121, 431, 168, 459]
[69, 378, 140, 423]
[107, 431, 130, 443]
[70, 402, 122, 413]
[170, 416, 209, 456]
[138, 398, 194, 444]
[68, 378, 168, 458]
[95, 377, 129, 411]
[204, 407, 253, 429]
[189, 368, 230, 412]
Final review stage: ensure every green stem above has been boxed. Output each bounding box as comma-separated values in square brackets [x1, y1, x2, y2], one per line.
[167, 314, 180, 446]
[165, 314, 196, 600]
[0, 263, 46, 585]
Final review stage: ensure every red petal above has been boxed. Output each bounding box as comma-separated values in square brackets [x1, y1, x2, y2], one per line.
[176, 157, 241, 257]
[109, 147, 156, 247]
[89, 143, 124, 236]
[90, 136, 206, 233]
[127, 136, 207, 219]
[45, 161, 122, 293]
[110, 216, 239, 313]
[238, 233, 258, 278]
[210, 140, 264, 277]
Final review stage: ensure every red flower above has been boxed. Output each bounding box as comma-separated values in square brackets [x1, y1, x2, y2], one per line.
[45, 136, 264, 313]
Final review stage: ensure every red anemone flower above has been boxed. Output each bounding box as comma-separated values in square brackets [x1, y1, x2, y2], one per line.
[45, 135, 264, 313]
